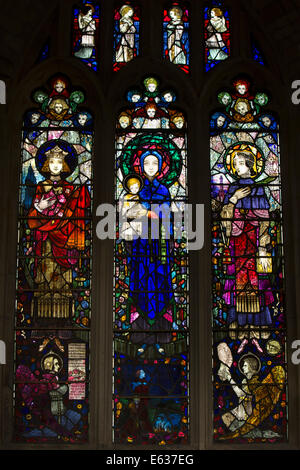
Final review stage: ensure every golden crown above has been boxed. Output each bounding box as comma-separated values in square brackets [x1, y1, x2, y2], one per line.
[45, 145, 68, 161]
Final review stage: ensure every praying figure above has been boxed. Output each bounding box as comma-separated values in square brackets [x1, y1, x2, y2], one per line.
[166, 6, 187, 65]
[28, 143, 91, 320]
[206, 7, 228, 61]
[115, 4, 136, 64]
[74, 4, 96, 59]
[217, 345, 285, 440]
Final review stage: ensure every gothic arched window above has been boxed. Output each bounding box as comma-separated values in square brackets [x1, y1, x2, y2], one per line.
[1, 0, 299, 452]
[113, 76, 189, 445]
[14, 75, 93, 442]
[210, 77, 287, 442]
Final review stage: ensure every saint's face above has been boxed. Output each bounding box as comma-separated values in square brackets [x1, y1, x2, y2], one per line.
[86, 9, 93, 19]
[49, 157, 63, 175]
[146, 107, 156, 118]
[174, 118, 184, 128]
[131, 94, 141, 103]
[54, 103, 63, 114]
[143, 155, 159, 178]
[123, 7, 133, 18]
[53, 358, 61, 373]
[31, 113, 40, 124]
[128, 182, 140, 194]
[36, 93, 46, 103]
[169, 8, 181, 21]
[72, 92, 83, 104]
[222, 94, 230, 105]
[119, 116, 130, 128]
[147, 83, 157, 93]
[169, 9, 177, 20]
[78, 114, 88, 126]
[163, 93, 173, 102]
[217, 116, 225, 127]
[236, 102, 248, 115]
[242, 361, 250, 375]
[256, 94, 267, 106]
[237, 84, 247, 95]
[233, 156, 250, 177]
[55, 82, 65, 94]
[262, 116, 271, 127]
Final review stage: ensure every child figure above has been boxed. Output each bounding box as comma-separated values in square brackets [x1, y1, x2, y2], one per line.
[120, 176, 148, 241]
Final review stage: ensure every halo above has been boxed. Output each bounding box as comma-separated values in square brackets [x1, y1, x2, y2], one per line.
[224, 142, 264, 180]
[143, 76, 159, 90]
[50, 75, 69, 91]
[41, 351, 63, 373]
[238, 353, 261, 376]
[35, 139, 78, 179]
[123, 173, 144, 192]
[118, 133, 182, 187]
[70, 90, 85, 105]
[266, 339, 282, 356]
[120, 4, 134, 16]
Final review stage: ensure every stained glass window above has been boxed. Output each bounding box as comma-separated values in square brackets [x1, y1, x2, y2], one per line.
[252, 39, 265, 66]
[72, 1, 100, 71]
[163, 3, 190, 73]
[210, 77, 287, 442]
[113, 77, 189, 445]
[37, 40, 50, 64]
[204, 1, 230, 72]
[113, 3, 140, 72]
[14, 75, 93, 442]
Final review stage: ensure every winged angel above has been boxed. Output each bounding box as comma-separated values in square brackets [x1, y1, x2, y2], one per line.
[217, 342, 285, 439]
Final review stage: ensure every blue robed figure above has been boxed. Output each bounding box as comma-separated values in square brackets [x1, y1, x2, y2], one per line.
[127, 150, 176, 352]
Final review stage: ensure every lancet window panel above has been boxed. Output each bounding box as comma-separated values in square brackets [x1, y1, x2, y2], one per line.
[113, 76, 189, 445]
[163, 3, 190, 74]
[113, 2, 140, 72]
[204, 1, 230, 72]
[14, 75, 93, 442]
[210, 77, 287, 443]
[72, 0, 100, 71]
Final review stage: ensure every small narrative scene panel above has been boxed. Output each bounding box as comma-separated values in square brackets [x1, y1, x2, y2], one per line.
[113, 76, 189, 445]
[210, 77, 287, 443]
[14, 330, 90, 442]
[14, 74, 93, 442]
